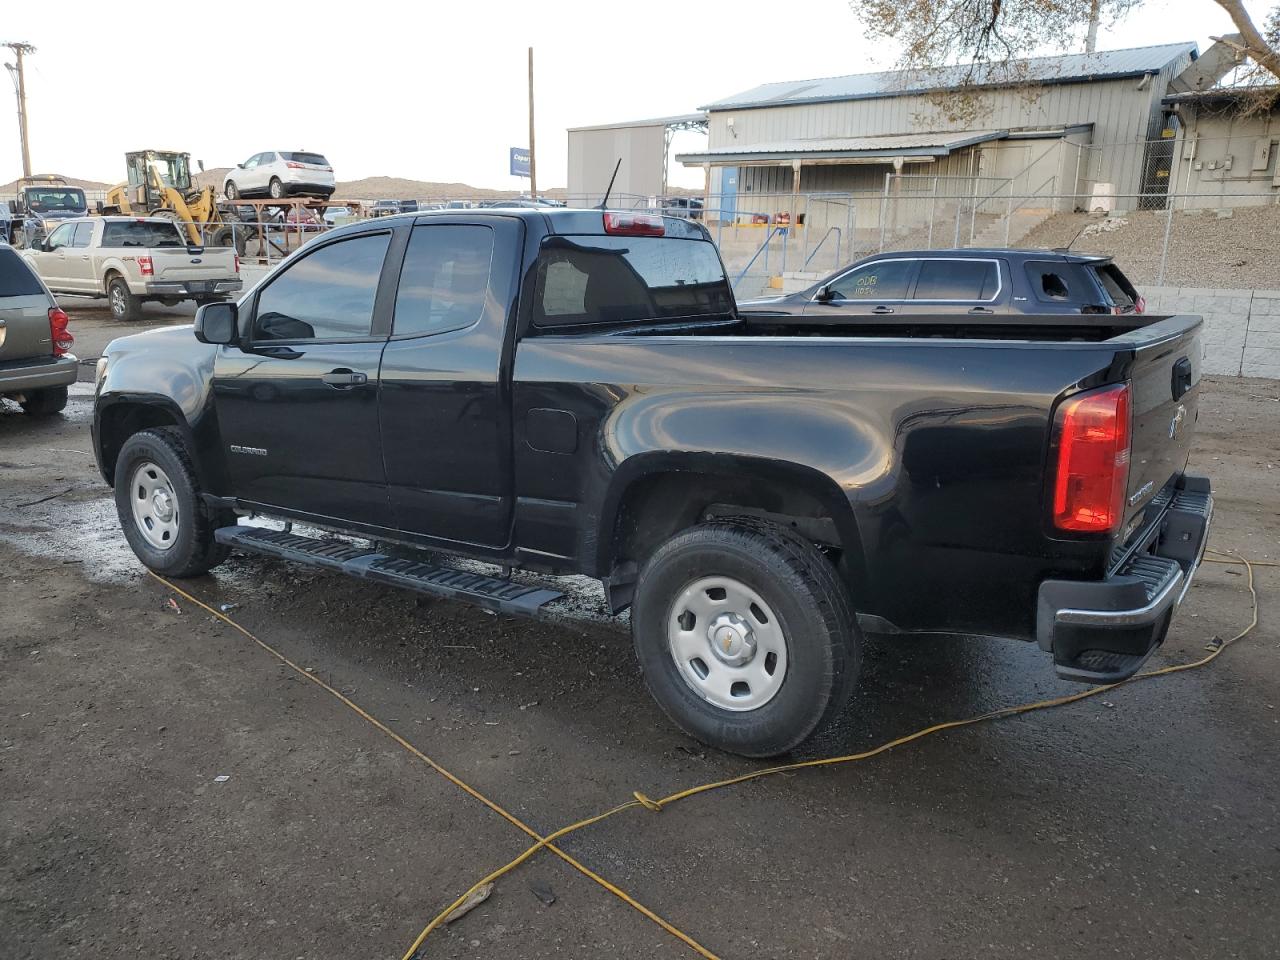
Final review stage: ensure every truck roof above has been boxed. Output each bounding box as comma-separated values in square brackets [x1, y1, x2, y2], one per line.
[325, 207, 710, 241]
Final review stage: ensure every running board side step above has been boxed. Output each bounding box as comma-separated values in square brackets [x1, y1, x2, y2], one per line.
[214, 527, 563, 617]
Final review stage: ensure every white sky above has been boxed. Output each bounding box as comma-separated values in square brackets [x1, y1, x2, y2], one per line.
[1, 0, 1265, 190]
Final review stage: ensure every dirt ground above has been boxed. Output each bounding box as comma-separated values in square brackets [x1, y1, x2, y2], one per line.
[2, 307, 1278, 959]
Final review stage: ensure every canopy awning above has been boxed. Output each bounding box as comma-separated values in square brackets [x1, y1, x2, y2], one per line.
[675, 130, 1009, 166]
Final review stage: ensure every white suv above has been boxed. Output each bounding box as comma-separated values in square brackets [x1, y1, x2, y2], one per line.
[223, 151, 335, 201]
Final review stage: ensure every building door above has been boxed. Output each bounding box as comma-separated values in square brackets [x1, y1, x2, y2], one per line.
[1139, 113, 1180, 210]
[719, 167, 738, 222]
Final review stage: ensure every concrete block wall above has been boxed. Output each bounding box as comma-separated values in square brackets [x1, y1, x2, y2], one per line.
[1140, 286, 1280, 380]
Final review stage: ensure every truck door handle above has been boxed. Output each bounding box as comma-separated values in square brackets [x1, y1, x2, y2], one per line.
[321, 368, 368, 388]
[968, 306, 995, 315]
[871, 305, 894, 314]
[1172, 356, 1193, 400]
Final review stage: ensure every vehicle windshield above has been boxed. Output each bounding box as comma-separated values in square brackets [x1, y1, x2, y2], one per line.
[25, 188, 87, 213]
[146, 154, 191, 190]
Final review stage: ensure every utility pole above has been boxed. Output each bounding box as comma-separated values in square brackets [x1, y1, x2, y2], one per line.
[527, 46, 537, 200]
[1084, 0, 1100, 54]
[3, 41, 35, 179]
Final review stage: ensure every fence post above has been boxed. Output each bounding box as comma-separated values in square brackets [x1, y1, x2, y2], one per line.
[878, 172, 890, 253]
[927, 176, 937, 248]
[1003, 182, 1012, 247]
[1157, 203, 1174, 286]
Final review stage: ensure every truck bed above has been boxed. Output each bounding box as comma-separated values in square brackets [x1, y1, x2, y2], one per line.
[736, 311, 1164, 342]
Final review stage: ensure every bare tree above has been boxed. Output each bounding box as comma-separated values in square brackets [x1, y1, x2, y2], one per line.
[851, 0, 1280, 112]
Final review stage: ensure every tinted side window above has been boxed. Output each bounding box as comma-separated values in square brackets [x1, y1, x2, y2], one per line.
[101, 221, 185, 247]
[393, 225, 494, 337]
[913, 259, 998, 300]
[0, 248, 45, 296]
[828, 260, 914, 300]
[253, 232, 390, 341]
[72, 222, 95, 248]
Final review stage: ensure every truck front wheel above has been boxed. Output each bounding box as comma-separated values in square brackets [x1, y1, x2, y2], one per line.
[114, 427, 233, 578]
[631, 521, 861, 758]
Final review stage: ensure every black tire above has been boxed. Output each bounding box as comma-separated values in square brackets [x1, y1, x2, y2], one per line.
[108, 276, 141, 321]
[631, 521, 861, 758]
[268, 177, 285, 199]
[225, 180, 239, 200]
[113, 427, 233, 578]
[20, 385, 68, 416]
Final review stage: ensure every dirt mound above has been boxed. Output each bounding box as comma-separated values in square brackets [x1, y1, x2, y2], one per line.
[0, 173, 112, 191]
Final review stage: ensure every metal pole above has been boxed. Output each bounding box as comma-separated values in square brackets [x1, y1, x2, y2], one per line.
[927, 176, 937, 247]
[527, 47, 537, 200]
[4, 42, 35, 178]
[1157, 204, 1174, 286]
[878, 172, 890, 252]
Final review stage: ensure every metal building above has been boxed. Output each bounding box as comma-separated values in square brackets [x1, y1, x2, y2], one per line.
[567, 114, 707, 205]
[676, 43, 1197, 216]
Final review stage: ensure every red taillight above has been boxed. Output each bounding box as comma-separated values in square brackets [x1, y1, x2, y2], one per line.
[48, 306, 73, 357]
[1134, 295, 1146, 314]
[1052, 383, 1131, 533]
[138, 256, 154, 277]
[603, 212, 665, 236]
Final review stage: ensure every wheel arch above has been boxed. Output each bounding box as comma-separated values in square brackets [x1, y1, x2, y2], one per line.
[95, 395, 198, 487]
[593, 451, 867, 610]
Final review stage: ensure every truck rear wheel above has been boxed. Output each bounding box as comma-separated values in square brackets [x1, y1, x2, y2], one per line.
[108, 276, 141, 321]
[20, 386, 68, 415]
[631, 521, 861, 757]
[114, 427, 233, 578]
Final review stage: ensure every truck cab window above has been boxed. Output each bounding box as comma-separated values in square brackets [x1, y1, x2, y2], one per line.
[253, 232, 390, 342]
[827, 260, 914, 300]
[71, 222, 94, 248]
[393, 225, 494, 337]
[45, 223, 74, 250]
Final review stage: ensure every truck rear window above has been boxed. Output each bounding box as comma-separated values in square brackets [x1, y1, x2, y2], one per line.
[0, 247, 44, 297]
[101, 221, 185, 248]
[532, 236, 733, 327]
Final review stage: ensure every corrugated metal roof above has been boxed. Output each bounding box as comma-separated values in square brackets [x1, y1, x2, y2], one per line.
[675, 130, 1007, 164]
[702, 42, 1198, 111]
[567, 113, 708, 133]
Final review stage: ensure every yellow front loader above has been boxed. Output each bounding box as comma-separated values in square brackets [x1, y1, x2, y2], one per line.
[103, 150, 244, 251]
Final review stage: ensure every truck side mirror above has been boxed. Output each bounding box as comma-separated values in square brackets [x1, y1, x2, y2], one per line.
[814, 285, 833, 303]
[94, 200, 104, 214]
[194, 301, 238, 345]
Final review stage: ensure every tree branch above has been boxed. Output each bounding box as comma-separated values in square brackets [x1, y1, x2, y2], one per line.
[1212, 0, 1280, 80]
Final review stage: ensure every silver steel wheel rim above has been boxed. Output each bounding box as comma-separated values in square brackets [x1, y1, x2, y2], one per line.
[667, 576, 788, 712]
[110, 285, 125, 315]
[130, 460, 180, 551]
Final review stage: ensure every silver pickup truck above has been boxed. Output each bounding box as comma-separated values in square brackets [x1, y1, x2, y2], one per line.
[23, 217, 242, 321]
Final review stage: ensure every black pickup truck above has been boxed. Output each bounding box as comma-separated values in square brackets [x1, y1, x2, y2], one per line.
[93, 208, 1212, 757]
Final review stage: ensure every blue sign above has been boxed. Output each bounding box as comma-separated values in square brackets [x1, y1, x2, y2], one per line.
[510, 147, 531, 178]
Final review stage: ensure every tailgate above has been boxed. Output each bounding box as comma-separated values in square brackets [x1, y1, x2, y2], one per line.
[150, 248, 237, 281]
[1122, 315, 1203, 529]
[0, 293, 52, 362]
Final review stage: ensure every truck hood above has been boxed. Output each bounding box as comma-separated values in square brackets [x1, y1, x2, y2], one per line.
[104, 323, 209, 359]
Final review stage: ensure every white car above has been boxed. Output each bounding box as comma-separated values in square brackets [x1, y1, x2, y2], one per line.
[223, 150, 335, 201]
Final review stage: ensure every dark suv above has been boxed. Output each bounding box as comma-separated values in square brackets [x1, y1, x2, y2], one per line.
[740, 249, 1144, 322]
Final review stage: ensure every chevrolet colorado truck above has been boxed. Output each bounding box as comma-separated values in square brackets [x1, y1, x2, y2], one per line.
[93, 209, 1212, 757]
[24, 217, 242, 321]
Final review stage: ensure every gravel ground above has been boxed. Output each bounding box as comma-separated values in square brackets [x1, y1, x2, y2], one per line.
[1021, 204, 1280, 289]
[2, 310, 1278, 959]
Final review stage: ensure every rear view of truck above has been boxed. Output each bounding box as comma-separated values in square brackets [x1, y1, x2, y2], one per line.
[1037, 315, 1211, 682]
